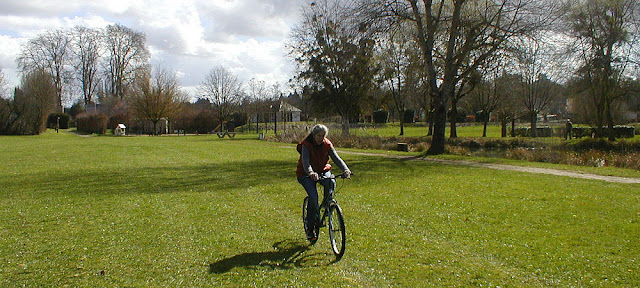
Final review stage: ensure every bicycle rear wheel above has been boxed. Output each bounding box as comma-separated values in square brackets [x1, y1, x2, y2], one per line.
[328, 201, 346, 258]
[302, 196, 319, 244]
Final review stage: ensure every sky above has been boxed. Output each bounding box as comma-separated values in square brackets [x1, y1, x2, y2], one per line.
[0, 0, 307, 101]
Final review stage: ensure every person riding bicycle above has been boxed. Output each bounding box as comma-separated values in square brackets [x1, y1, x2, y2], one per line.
[297, 124, 351, 241]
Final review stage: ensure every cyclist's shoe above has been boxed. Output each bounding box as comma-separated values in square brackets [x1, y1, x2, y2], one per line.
[306, 226, 317, 242]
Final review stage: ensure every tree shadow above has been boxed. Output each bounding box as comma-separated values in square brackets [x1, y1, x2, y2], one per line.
[208, 239, 339, 274]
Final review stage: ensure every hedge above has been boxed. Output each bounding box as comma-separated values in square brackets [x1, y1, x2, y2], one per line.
[512, 126, 554, 137]
[47, 113, 70, 129]
[373, 110, 388, 124]
[571, 126, 635, 139]
[76, 112, 108, 134]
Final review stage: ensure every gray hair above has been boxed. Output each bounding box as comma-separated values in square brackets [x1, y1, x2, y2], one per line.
[311, 124, 329, 136]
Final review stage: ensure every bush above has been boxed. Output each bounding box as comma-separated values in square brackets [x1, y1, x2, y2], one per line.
[513, 126, 553, 137]
[403, 109, 415, 124]
[47, 113, 70, 129]
[76, 112, 108, 134]
[373, 110, 388, 124]
[193, 110, 218, 134]
[571, 127, 593, 138]
[613, 126, 635, 138]
[572, 126, 635, 138]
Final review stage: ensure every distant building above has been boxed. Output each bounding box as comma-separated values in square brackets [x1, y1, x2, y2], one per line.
[252, 101, 302, 123]
[278, 101, 301, 122]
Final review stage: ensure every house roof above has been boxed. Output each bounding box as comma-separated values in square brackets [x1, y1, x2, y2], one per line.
[117, 124, 127, 128]
[280, 101, 301, 112]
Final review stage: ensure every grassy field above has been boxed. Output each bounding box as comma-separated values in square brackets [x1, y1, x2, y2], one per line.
[351, 122, 504, 138]
[350, 122, 640, 141]
[1, 130, 639, 287]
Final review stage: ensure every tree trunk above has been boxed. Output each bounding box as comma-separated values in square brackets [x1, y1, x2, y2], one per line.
[501, 118, 507, 137]
[482, 121, 488, 137]
[427, 100, 447, 155]
[427, 111, 433, 136]
[341, 116, 350, 136]
[530, 113, 537, 138]
[449, 98, 458, 138]
[605, 100, 616, 141]
[152, 121, 158, 136]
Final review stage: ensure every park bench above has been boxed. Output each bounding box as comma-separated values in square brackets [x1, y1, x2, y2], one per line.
[216, 131, 237, 138]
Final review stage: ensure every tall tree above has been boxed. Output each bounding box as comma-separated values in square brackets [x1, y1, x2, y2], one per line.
[514, 38, 561, 137]
[0, 69, 57, 135]
[466, 71, 503, 137]
[105, 24, 150, 100]
[72, 26, 103, 108]
[17, 29, 70, 113]
[365, 0, 547, 154]
[0, 66, 7, 99]
[566, 0, 640, 140]
[291, 0, 377, 135]
[130, 66, 184, 135]
[198, 66, 242, 131]
[377, 25, 416, 136]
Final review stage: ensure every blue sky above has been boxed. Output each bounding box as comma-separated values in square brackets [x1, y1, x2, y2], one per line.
[0, 0, 305, 101]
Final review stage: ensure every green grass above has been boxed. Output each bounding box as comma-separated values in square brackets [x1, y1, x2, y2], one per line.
[351, 122, 504, 138]
[1, 130, 640, 287]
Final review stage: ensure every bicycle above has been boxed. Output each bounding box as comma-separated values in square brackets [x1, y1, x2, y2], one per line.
[302, 172, 351, 259]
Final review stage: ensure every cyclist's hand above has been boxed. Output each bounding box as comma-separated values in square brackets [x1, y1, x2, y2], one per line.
[310, 172, 320, 182]
[343, 170, 352, 179]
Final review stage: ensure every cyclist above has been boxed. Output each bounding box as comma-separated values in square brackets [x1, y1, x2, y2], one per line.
[297, 124, 351, 241]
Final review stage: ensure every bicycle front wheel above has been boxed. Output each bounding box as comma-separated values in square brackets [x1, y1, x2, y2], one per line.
[328, 201, 346, 258]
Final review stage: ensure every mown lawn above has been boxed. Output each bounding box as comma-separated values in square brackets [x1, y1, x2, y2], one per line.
[1, 130, 639, 287]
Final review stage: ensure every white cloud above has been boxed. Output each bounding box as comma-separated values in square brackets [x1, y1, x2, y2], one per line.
[0, 0, 304, 101]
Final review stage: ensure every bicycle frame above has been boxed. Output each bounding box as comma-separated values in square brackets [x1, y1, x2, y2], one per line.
[302, 172, 350, 258]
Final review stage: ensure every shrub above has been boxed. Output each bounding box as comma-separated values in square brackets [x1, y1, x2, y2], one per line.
[47, 113, 70, 129]
[571, 127, 593, 138]
[513, 126, 553, 137]
[76, 111, 108, 134]
[373, 110, 388, 124]
[192, 110, 218, 134]
[403, 109, 415, 124]
[613, 126, 635, 138]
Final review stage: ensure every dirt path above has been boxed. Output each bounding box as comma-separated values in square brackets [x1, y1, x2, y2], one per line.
[338, 151, 640, 184]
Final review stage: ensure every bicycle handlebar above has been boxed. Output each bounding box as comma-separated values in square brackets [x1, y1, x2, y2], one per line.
[318, 172, 353, 180]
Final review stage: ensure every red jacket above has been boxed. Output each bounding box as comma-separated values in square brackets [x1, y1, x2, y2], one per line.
[296, 137, 333, 178]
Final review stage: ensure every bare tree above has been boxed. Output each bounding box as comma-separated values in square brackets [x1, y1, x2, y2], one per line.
[466, 71, 503, 137]
[377, 25, 417, 136]
[247, 78, 268, 99]
[513, 38, 561, 137]
[198, 66, 242, 131]
[565, 0, 640, 140]
[72, 26, 103, 108]
[105, 24, 150, 100]
[129, 66, 184, 135]
[17, 29, 71, 113]
[364, 0, 549, 154]
[0, 66, 8, 99]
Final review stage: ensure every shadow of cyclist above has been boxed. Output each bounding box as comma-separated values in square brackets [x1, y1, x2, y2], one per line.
[209, 239, 339, 273]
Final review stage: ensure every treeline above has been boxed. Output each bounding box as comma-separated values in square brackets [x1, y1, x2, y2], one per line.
[2, 0, 640, 148]
[0, 22, 288, 135]
[289, 0, 640, 154]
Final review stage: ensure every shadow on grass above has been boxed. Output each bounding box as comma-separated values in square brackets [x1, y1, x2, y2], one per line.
[209, 239, 340, 273]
